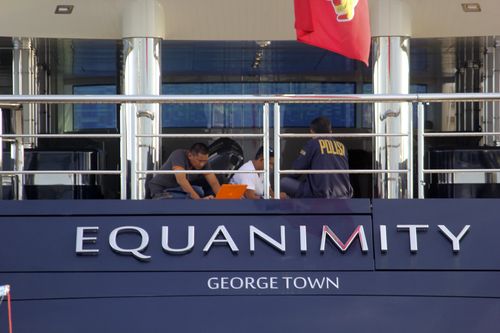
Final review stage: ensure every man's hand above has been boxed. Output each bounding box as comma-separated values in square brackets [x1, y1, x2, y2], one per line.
[244, 189, 260, 200]
[202, 195, 215, 200]
[205, 173, 221, 196]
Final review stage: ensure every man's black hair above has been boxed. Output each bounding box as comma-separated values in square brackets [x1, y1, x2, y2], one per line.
[255, 146, 274, 160]
[189, 143, 209, 155]
[310, 116, 332, 134]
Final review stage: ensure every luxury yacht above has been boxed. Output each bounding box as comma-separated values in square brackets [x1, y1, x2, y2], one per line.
[0, 0, 499, 332]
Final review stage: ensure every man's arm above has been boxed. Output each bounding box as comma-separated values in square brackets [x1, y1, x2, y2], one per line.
[291, 143, 313, 178]
[242, 186, 276, 199]
[173, 165, 202, 199]
[244, 189, 261, 200]
[204, 173, 221, 196]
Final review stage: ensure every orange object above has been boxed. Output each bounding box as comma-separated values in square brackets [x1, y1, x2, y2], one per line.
[216, 184, 247, 199]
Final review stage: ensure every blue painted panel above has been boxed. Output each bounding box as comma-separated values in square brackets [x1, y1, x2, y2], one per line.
[0, 199, 371, 216]
[2, 296, 499, 333]
[373, 199, 500, 270]
[3, 271, 500, 300]
[0, 214, 373, 272]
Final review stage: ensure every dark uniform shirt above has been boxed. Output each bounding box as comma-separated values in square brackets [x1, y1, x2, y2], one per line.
[148, 149, 210, 196]
[292, 137, 353, 198]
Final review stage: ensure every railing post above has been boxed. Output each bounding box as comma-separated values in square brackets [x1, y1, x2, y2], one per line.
[0, 107, 3, 200]
[417, 102, 425, 198]
[120, 104, 128, 200]
[263, 103, 270, 199]
[408, 102, 413, 198]
[131, 104, 138, 200]
[273, 103, 281, 199]
[14, 108, 24, 200]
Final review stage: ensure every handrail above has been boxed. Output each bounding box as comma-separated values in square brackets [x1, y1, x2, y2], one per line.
[136, 133, 263, 138]
[138, 170, 264, 174]
[279, 170, 408, 174]
[0, 94, 420, 104]
[0, 170, 121, 175]
[423, 169, 500, 173]
[423, 132, 500, 137]
[3, 92, 500, 104]
[279, 133, 407, 138]
[137, 133, 408, 138]
[0, 134, 121, 138]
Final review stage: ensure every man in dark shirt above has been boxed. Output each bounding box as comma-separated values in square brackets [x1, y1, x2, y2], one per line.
[148, 143, 221, 199]
[280, 116, 353, 199]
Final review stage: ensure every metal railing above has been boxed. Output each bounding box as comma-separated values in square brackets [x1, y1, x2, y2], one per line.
[416, 99, 500, 198]
[2, 93, 500, 199]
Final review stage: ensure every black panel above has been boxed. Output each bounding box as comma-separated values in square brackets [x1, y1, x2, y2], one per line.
[427, 148, 500, 198]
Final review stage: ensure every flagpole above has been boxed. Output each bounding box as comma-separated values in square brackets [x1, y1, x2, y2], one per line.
[7, 288, 13, 333]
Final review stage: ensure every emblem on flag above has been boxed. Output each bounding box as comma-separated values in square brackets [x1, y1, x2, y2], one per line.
[330, 0, 359, 22]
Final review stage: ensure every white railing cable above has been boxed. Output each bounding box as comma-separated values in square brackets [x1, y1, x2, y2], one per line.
[423, 132, 500, 137]
[138, 170, 265, 175]
[423, 168, 500, 173]
[279, 170, 408, 174]
[279, 133, 406, 138]
[136, 133, 263, 138]
[0, 170, 121, 175]
[0, 134, 121, 138]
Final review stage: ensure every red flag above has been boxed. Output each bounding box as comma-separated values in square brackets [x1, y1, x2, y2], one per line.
[294, 0, 371, 65]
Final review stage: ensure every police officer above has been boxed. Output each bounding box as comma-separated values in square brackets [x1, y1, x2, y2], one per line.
[280, 116, 353, 199]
